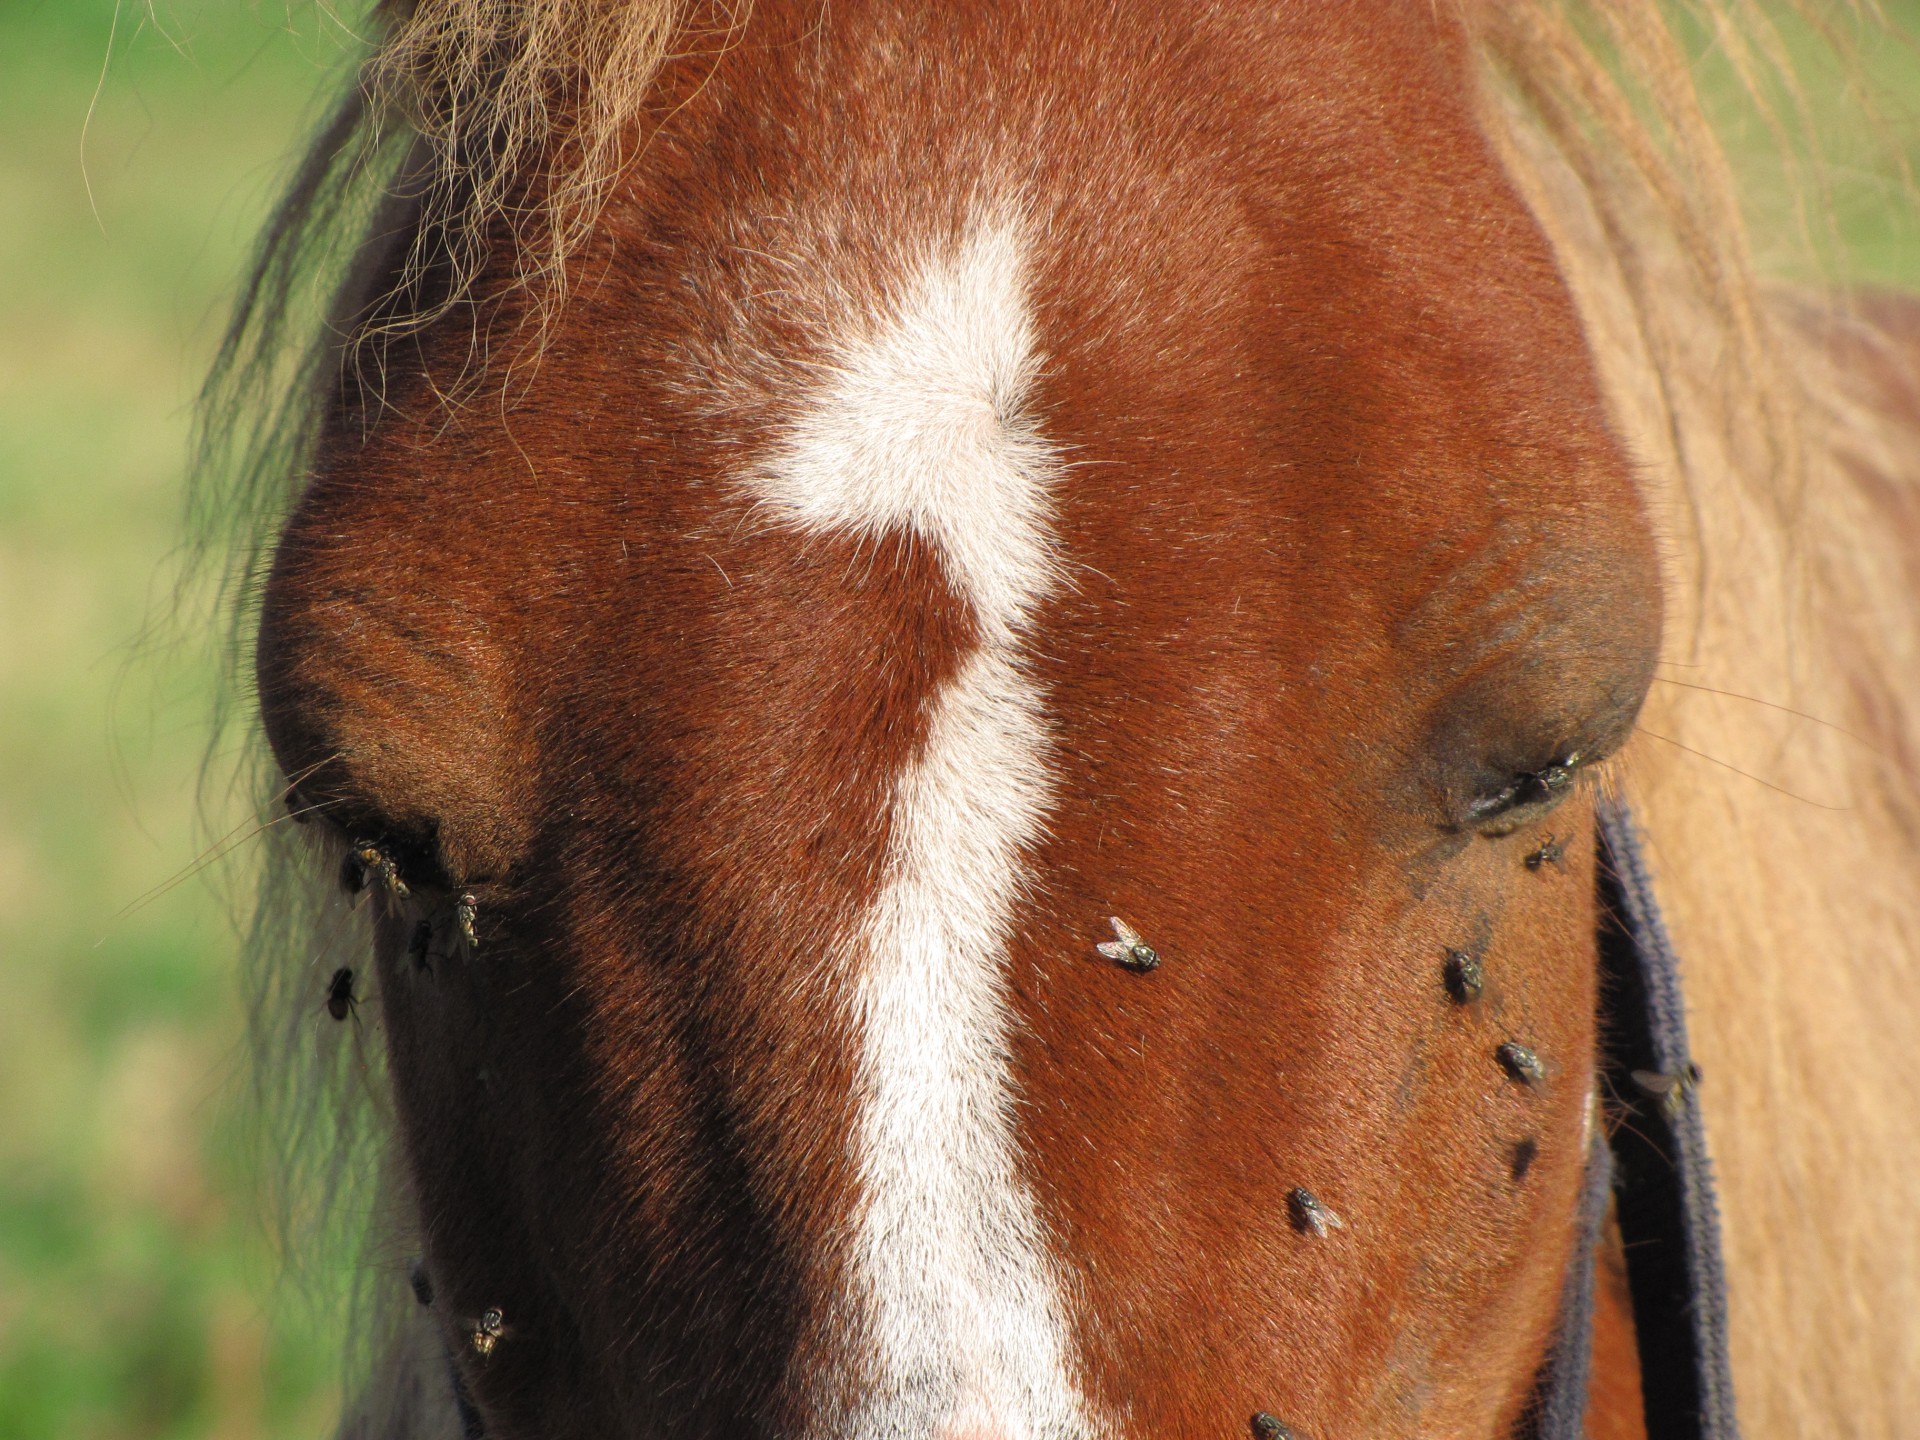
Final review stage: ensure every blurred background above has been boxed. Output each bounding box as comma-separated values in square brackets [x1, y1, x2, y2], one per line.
[0, 3, 1915, 1437]
[2, 2, 352, 1434]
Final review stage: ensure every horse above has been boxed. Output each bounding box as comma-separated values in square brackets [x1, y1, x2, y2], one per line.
[198, 1, 1920, 1435]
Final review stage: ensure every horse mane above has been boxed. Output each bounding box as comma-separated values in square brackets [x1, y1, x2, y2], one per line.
[191, 2, 1920, 1431]
[1476, 11, 1920, 1430]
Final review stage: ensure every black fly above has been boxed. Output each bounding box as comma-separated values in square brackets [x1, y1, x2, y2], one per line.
[1525, 833, 1567, 871]
[325, 967, 359, 1022]
[1286, 1186, 1344, 1238]
[1096, 916, 1159, 973]
[1443, 947, 1484, 1004]
[1497, 1041, 1545, 1085]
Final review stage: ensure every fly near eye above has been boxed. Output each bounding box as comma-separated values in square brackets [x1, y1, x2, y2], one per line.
[347, 838, 409, 897]
[469, 1306, 509, 1358]
[1525, 832, 1567, 871]
[455, 891, 480, 950]
[1513, 755, 1579, 807]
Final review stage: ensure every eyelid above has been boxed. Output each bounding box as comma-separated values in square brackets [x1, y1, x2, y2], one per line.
[1467, 753, 1583, 830]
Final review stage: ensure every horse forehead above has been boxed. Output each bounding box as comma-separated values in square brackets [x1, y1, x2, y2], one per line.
[743, 220, 1058, 641]
[627, 11, 1608, 572]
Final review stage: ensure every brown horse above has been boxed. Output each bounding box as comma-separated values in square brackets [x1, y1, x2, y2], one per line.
[205, 2, 1920, 1436]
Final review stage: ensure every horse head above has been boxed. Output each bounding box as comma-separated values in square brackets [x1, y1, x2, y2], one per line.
[254, 3, 1663, 1434]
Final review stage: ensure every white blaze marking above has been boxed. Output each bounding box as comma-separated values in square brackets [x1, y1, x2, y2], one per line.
[750, 223, 1091, 1439]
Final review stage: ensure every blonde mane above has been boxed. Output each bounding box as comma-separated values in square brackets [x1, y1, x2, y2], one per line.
[1471, 7, 1920, 1430]
[199, 2, 1920, 1432]
[366, 0, 689, 330]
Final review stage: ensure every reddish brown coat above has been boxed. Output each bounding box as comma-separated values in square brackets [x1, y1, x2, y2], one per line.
[256, 2, 1663, 1434]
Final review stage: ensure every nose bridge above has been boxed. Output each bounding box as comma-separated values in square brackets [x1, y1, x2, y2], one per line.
[719, 217, 1101, 1440]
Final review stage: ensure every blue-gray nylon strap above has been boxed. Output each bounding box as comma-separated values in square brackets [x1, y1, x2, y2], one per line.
[1530, 799, 1739, 1440]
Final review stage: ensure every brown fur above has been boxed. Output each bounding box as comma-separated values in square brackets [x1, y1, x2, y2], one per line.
[201, 1, 1920, 1435]
[1586, 1208, 1647, 1440]
[264, 2, 1660, 1432]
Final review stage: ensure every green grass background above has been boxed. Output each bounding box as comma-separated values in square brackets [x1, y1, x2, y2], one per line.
[1, 3, 354, 1434]
[0, 3, 1914, 1437]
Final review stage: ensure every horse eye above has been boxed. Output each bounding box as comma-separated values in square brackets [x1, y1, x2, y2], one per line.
[1467, 755, 1582, 832]
[325, 819, 448, 899]
[1466, 784, 1521, 823]
[342, 836, 414, 898]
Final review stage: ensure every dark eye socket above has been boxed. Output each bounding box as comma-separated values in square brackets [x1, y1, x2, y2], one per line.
[345, 830, 452, 895]
[1467, 754, 1582, 832]
[285, 783, 447, 897]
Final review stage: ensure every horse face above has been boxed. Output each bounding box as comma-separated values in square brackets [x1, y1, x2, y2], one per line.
[257, 3, 1661, 1436]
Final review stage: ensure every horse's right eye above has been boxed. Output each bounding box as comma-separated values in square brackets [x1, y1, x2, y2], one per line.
[1465, 756, 1582, 834]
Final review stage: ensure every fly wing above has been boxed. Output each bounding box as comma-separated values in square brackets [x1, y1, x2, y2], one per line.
[1108, 916, 1142, 946]
[1096, 941, 1128, 961]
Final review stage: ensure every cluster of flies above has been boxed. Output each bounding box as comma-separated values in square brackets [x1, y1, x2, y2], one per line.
[1094, 914, 1337, 1440]
[1447, 832, 1703, 1114]
[1447, 833, 1569, 1084]
[322, 841, 512, 1366]
[322, 814, 1700, 1412]
[1226, 824, 1609, 1440]
[322, 837, 479, 1027]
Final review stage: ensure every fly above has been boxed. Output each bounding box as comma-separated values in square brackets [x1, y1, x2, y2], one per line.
[455, 892, 479, 950]
[1469, 752, 1583, 834]
[1525, 833, 1567, 871]
[1632, 1060, 1703, 1117]
[1286, 1186, 1344, 1238]
[1497, 1041, 1546, 1085]
[1443, 947, 1483, 1004]
[325, 966, 359, 1022]
[348, 839, 409, 898]
[1097, 916, 1160, 973]
[469, 1306, 508, 1358]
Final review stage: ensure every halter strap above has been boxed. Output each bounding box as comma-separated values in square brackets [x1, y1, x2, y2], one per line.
[1525, 1124, 1612, 1437]
[1596, 798, 1740, 1438]
[1531, 799, 1740, 1439]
